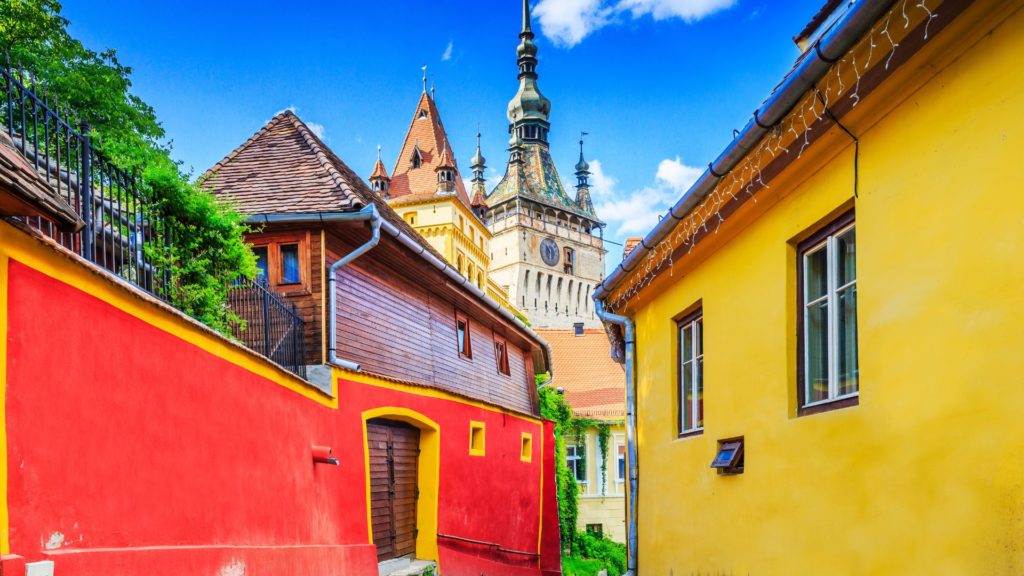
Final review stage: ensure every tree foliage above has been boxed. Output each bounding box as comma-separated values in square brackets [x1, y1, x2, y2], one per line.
[0, 0, 255, 331]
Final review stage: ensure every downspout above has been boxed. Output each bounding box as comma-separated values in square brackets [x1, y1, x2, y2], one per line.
[325, 205, 381, 371]
[594, 297, 637, 575]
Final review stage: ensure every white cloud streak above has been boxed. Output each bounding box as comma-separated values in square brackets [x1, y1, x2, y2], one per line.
[593, 156, 702, 236]
[535, 0, 735, 46]
[442, 40, 454, 61]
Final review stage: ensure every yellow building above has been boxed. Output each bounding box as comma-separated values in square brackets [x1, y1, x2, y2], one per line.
[537, 327, 627, 543]
[591, 0, 1024, 574]
[370, 86, 517, 313]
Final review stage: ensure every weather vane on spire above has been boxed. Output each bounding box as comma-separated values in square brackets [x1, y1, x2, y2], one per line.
[421, 65, 428, 93]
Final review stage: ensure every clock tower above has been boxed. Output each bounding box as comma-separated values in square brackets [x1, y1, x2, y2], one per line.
[480, 0, 606, 329]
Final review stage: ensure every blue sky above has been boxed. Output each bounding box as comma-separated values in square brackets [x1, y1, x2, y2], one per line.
[62, 0, 822, 262]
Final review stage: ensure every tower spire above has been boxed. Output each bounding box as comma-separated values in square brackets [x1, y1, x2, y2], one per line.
[421, 65, 428, 93]
[507, 0, 551, 144]
[575, 132, 591, 189]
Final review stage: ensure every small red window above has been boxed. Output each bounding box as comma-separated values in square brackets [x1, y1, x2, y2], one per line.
[456, 311, 472, 359]
[494, 335, 510, 376]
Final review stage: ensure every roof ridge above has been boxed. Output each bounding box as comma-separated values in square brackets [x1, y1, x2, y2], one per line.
[285, 112, 367, 209]
[201, 110, 295, 184]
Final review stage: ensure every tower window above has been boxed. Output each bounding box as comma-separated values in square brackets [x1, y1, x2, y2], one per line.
[563, 247, 575, 275]
[418, 109, 428, 119]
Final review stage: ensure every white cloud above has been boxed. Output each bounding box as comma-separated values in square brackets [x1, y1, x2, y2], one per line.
[656, 156, 702, 192]
[617, 0, 735, 22]
[441, 40, 454, 61]
[592, 156, 703, 236]
[534, 0, 733, 47]
[534, 0, 612, 48]
[308, 122, 326, 139]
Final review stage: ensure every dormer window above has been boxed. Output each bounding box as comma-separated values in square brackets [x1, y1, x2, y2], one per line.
[410, 147, 422, 169]
[417, 109, 428, 119]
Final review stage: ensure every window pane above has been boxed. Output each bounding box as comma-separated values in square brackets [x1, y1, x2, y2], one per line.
[617, 445, 626, 480]
[696, 318, 703, 355]
[457, 321, 467, 354]
[253, 247, 269, 280]
[681, 361, 693, 431]
[681, 324, 693, 362]
[805, 246, 828, 301]
[836, 227, 856, 286]
[696, 357, 704, 429]
[837, 285, 859, 396]
[806, 300, 830, 403]
[280, 244, 300, 284]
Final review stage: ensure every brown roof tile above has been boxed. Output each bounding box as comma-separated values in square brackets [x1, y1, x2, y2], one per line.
[535, 328, 625, 420]
[202, 110, 445, 263]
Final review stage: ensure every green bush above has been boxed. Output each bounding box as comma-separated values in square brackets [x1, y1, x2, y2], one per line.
[561, 554, 606, 576]
[572, 530, 627, 576]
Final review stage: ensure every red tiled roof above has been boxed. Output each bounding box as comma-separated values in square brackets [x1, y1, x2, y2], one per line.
[370, 157, 389, 180]
[623, 237, 642, 260]
[387, 92, 471, 206]
[536, 328, 625, 420]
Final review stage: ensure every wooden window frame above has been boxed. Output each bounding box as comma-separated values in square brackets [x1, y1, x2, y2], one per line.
[677, 308, 704, 438]
[455, 310, 473, 360]
[248, 231, 311, 295]
[614, 435, 626, 484]
[493, 333, 511, 376]
[469, 421, 486, 457]
[796, 209, 858, 416]
[711, 436, 744, 475]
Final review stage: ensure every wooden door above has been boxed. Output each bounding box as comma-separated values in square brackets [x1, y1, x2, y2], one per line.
[367, 419, 420, 562]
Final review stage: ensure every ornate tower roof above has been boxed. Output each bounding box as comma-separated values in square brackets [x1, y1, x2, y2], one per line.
[370, 145, 390, 180]
[489, 0, 601, 224]
[387, 88, 471, 206]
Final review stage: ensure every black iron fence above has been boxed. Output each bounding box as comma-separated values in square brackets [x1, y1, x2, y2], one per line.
[1, 61, 309, 379]
[227, 277, 307, 379]
[1, 61, 174, 298]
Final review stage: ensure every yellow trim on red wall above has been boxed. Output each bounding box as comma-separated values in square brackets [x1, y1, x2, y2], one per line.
[469, 421, 486, 457]
[360, 407, 441, 563]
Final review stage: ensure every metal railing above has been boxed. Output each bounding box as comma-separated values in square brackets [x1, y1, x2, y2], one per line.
[227, 277, 307, 379]
[1, 61, 309, 380]
[1, 61, 173, 299]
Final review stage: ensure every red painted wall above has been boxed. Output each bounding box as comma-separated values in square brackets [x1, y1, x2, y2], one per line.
[4, 258, 561, 575]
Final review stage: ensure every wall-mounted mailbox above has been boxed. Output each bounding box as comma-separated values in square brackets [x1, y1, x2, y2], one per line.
[312, 445, 339, 466]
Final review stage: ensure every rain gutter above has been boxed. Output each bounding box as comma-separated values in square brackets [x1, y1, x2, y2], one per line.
[592, 0, 897, 303]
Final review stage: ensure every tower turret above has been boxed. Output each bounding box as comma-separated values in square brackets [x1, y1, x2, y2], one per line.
[574, 133, 594, 213]
[471, 132, 489, 219]
[435, 144, 456, 195]
[370, 144, 391, 198]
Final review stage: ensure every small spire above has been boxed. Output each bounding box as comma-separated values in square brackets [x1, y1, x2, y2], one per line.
[421, 65, 428, 93]
[431, 83, 435, 101]
[576, 131, 591, 190]
[522, 0, 532, 36]
[471, 131, 487, 183]
[377, 144, 382, 162]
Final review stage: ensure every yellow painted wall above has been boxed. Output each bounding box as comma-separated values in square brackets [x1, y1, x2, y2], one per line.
[629, 2, 1024, 573]
[575, 424, 627, 543]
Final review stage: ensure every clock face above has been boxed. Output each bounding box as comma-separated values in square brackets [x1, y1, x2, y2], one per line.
[540, 238, 560, 266]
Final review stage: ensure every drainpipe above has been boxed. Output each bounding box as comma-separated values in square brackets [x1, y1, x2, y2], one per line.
[325, 205, 381, 371]
[594, 297, 637, 575]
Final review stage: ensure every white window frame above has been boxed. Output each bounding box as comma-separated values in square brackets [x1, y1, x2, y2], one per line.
[678, 313, 703, 435]
[614, 434, 626, 484]
[802, 221, 858, 407]
[566, 444, 587, 484]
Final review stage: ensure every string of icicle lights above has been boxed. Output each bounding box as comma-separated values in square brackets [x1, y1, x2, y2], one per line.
[606, 0, 941, 311]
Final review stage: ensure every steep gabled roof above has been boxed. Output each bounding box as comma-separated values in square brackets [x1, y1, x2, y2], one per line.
[388, 92, 471, 206]
[535, 328, 624, 420]
[203, 110, 440, 260]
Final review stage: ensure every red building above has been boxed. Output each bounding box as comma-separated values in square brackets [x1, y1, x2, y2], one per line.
[0, 69, 561, 575]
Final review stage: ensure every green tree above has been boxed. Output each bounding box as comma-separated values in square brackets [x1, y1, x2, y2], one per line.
[1, 0, 255, 331]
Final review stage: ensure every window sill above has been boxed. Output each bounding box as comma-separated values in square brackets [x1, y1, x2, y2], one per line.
[798, 394, 859, 416]
[677, 428, 704, 440]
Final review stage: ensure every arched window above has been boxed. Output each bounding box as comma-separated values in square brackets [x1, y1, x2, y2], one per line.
[477, 272, 484, 288]
[457, 254, 464, 276]
[564, 247, 575, 275]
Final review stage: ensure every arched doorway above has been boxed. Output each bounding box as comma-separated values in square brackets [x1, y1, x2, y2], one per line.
[362, 408, 440, 563]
